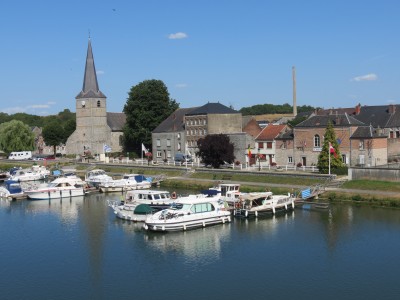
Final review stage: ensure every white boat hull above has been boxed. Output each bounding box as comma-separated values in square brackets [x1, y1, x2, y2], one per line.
[144, 211, 231, 232]
[26, 188, 85, 200]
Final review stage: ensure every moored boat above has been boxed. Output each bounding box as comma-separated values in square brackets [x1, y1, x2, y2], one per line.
[234, 192, 295, 217]
[0, 180, 26, 200]
[24, 176, 87, 200]
[85, 169, 113, 188]
[9, 165, 50, 182]
[99, 174, 152, 193]
[143, 196, 231, 232]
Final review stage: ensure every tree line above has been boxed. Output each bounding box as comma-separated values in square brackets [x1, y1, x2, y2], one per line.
[239, 103, 316, 115]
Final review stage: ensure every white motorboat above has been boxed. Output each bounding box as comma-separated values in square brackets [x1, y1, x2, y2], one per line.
[0, 180, 26, 200]
[233, 192, 295, 217]
[209, 183, 242, 206]
[99, 174, 152, 193]
[108, 190, 173, 221]
[9, 165, 50, 182]
[24, 176, 87, 200]
[85, 169, 113, 188]
[143, 195, 231, 232]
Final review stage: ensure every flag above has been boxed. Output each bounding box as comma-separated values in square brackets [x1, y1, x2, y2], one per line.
[329, 142, 337, 158]
[248, 145, 252, 158]
[141, 143, 148, 154]
[103, 144, 112, 153]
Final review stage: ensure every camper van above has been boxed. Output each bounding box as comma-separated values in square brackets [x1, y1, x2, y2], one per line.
[8, 151, 32, 160]
[174, 153, 193, 163]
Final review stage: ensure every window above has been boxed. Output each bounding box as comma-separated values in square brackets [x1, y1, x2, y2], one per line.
[156, 139, 161, 147]
[282, 141, 287, 149]
[258, 142, 264, 149]
[288, 156, 293, 164]
[187, 130, 190, 136]
[266, 142, 273, 149]
[177, 133, 181, 139]
[167, 150, 171, 158]
[167, 139, 171, 147]
[97, 100, 101, 107]
[156, 151, 162, 158]
[177, 143, 181, 151]
[342, 154, 347, 164]
[314, 135, 320, 147]
[204, 129, 207, 135]
[359, 140, 364, 150]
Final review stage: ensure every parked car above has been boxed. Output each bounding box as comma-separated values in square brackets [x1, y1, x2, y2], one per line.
[174, 153, 193, 163]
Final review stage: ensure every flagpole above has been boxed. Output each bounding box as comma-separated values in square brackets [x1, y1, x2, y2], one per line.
[328, 149, 331, 175]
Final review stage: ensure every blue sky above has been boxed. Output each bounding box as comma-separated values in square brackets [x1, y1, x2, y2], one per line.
[1, 0, 399, 116]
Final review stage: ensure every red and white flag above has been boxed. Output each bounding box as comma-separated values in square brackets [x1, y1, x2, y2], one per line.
[329, 142, 337, 158]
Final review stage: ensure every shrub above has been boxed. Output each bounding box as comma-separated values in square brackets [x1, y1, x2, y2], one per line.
[296, 162, 303, 167]
[235, 160, 241, 166]
[271, 162, 277, 166]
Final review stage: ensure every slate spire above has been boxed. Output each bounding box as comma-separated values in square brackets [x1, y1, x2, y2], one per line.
[76, 38, 106, 98]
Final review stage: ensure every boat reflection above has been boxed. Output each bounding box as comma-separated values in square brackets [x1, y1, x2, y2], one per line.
[24, 196, 86, 224]
[142, 224, 232, 263]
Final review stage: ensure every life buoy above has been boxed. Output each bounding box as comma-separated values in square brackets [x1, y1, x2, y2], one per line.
[171, 192, 177, 199]
[235, 201, 241, 209]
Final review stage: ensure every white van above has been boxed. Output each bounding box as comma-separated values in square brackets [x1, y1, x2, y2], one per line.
[8, 151, 32, 160]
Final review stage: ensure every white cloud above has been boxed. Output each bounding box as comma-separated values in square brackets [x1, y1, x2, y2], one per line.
[47, 101, 56, 105]
[351, 73, 378, 82]
[168, 32, 188, 40]
[29, 104, 50, 109]
[175, 83, 188, 88]
[96, 70, 105, 75]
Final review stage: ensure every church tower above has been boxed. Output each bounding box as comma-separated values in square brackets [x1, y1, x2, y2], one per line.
[66, 39, 112, 155]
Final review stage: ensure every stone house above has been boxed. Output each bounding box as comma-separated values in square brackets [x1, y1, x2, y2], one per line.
[255, 124, 289, 166]
[152, 107, 197, 161]
[152, 102, 255, 164]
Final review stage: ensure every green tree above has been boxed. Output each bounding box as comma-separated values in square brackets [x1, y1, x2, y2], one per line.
[123, 79, 179, 153]
[63, 119, 76, 142]
[197, 134, 235, 168]
[0, 120, 35, 153]
[42, 121, 65, 156]
[317, 121, 343, 174]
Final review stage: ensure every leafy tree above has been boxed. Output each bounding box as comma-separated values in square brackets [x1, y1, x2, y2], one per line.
[317, 121, 343, 174]
[123, 79, 179, 153]
[63, 119, 76, 141]
[0, 120, 35, 153]
[42, 120, 65, 156]
[239, 103, 317, 115]
[197, 134, 235, 168]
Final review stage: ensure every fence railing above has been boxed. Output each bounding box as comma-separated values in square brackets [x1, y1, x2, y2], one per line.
[95, 157, 319, 173]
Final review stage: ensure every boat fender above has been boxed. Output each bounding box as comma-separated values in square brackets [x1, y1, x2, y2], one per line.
[235, 202, 241, 209]
[255, 211, 258, 217]
[171, 192, 177, 199]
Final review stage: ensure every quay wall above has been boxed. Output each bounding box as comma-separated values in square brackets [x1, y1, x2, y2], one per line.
[349, 167, 400, 182]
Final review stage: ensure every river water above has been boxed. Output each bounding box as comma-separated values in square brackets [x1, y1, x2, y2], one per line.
[0, 192, 399, 300]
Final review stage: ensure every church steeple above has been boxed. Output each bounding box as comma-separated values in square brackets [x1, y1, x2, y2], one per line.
[76, 38, 106, 99]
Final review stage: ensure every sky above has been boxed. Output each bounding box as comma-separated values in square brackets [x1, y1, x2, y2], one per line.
[1, 0, 399, 116]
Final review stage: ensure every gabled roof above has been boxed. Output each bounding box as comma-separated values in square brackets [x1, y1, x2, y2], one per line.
[353, 105, 400, 128]
[350, 125, 387, 139]
[185, 102, 239, 116]
[107, 112, 126, 131]
[256, 124, 287, 140]
[76, 39, 106, 99]
[275, 129, 294, 140]
[153, 107, 198, 133]
[242, 117, 262, 137]
[296, 113, 365, 128]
